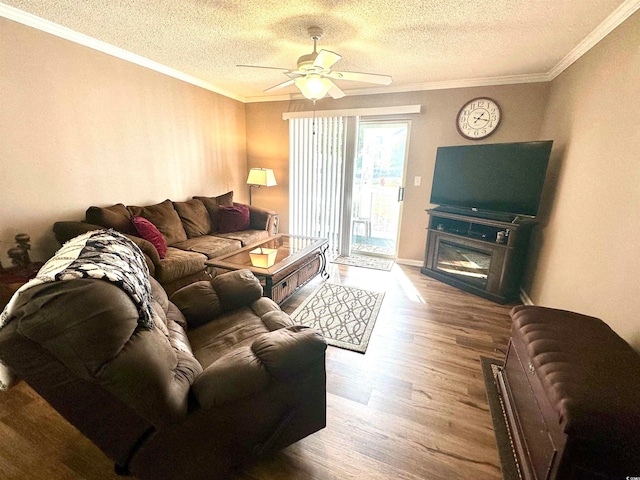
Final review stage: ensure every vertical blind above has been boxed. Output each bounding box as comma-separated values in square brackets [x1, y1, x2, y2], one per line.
[289, 116, 346, 250]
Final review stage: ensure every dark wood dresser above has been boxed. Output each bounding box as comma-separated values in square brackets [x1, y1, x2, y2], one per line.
[497, 305, 640, 480]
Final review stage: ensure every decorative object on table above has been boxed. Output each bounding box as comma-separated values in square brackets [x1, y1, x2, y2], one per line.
[456, 97, 501, 140]
[481, 356, 520, 480]
[290, 282, 384, 354]
[249, 247, 278, 268]
[246, 168, 277, 205]
[331, 254, 394, 272]
[6, 233, 32, 267]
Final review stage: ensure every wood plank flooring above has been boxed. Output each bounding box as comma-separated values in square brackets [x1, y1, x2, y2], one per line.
[0, 263, 516, 479]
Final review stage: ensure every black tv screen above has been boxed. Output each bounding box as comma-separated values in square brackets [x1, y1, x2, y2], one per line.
[430, 141, 553, 217]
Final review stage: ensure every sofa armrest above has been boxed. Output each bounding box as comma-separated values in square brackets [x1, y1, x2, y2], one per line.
[251, 326, 327, 378]
[123, 233, 160, 271]
[192, 326, 326, 408]
[246, 204, 278, 233]
[191, 346, 270, 408]
[169, 270, 263, 328]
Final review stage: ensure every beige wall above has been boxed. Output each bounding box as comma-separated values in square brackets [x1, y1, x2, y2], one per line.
[524, 11, 640, 348]
[0, 18, 247, 265]
[246, 84, 550, 263]
[5, 8, 637, 349]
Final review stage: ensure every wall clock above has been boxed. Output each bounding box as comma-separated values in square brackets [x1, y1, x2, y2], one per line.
[456, 97, 501, 140]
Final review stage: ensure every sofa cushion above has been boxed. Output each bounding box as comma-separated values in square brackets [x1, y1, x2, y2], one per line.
[173, 199, 214, 238]
[188, 308, 273, 369]
[194, 191, 234, 232]
[218, 205, 250, 233]
[85, 204, 137, 235]
[132, 216, 168, 259]
[154, 248, 207, 284]
[215, 229, 270, 247]
[128, 200, 188, 245]
[171, 236, 241, 259]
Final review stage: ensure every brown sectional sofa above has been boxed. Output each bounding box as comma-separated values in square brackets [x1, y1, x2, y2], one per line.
[53, 191, 278, 294]
[0, 259, 327, 479]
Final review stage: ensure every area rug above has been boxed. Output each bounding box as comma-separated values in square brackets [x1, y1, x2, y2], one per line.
[480, 356, 521, 480]
[331, 254, 394, 272]
[290, 282, 384, 353]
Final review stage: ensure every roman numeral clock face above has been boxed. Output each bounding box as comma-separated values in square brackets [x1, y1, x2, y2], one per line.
[456, 97, 501, 140]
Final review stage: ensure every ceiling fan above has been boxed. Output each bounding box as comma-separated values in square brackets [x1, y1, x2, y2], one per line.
[237, 27, 392, 101]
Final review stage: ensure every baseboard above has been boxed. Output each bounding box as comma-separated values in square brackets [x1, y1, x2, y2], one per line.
[396, 258, 423, 267]
[519, 287, 534, 306]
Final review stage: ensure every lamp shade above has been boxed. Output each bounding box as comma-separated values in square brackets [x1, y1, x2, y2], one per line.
[249, 247, 278, 268]
[246, 168, 277, 187]
[295, 74, 333, 101]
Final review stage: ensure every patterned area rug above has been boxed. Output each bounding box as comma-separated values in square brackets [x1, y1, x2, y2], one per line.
[481, 357, 521, 480]
[290, 283, 385, 353]
[331, 254, 394, 272]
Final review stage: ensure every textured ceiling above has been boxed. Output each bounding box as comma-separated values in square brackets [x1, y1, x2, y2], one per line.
[1, 0, 637, 102]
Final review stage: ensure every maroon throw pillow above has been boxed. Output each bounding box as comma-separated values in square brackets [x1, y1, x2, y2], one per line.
[218, 205, 250, 233]
[132, 216, 168, 259]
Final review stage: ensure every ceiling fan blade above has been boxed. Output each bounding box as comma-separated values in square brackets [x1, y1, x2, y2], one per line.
[327, 82, 346, 99]
[236, 64, 291, 71]
[327, 70, 392, 85]
[314, 50, 342, 70]
[284, 71, 305, 79]
[263, 79, 295, 93]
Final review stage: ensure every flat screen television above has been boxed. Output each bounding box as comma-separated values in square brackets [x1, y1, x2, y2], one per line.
[430, 140, 553, 218]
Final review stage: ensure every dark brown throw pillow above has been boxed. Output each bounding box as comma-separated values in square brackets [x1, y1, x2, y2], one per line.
[85, 204, 137, 235]
[128, 199, 187, 245]
[173, 199, 214, 238]
[215, 191, 233, 206]
[217, 204, 250, 233]
[193, 191, 234, 232]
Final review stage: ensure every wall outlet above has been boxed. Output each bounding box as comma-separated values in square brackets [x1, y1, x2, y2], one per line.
[414, 176, 421, 186]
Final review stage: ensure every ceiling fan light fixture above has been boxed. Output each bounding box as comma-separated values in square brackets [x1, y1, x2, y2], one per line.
[295, 74, 333, 101]
[239, 25, 391, 99]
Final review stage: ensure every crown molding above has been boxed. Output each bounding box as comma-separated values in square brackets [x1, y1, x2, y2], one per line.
[547, 0, 640, 79]
[0, 3, 246, 103]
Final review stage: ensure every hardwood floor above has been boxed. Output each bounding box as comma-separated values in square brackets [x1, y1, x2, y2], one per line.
[0, 263, 516, 479]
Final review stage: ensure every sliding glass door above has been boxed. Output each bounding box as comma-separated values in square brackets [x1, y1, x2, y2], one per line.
[351, 120, 409, 258]
[288, 116, 409, 259]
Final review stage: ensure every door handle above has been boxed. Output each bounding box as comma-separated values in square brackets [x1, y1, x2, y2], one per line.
[397, 187, 405, 202]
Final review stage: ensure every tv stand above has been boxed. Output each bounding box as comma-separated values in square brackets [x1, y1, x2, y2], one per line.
[421, 209, 536, 303]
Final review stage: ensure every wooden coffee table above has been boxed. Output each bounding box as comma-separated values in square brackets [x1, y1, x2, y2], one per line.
[205, 234, 329, 304]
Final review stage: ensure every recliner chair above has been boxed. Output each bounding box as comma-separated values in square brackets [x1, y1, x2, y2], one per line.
[0, 268, 327, 479]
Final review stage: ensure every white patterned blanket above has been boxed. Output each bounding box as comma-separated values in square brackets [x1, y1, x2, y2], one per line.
[0, 229, 155, 390]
